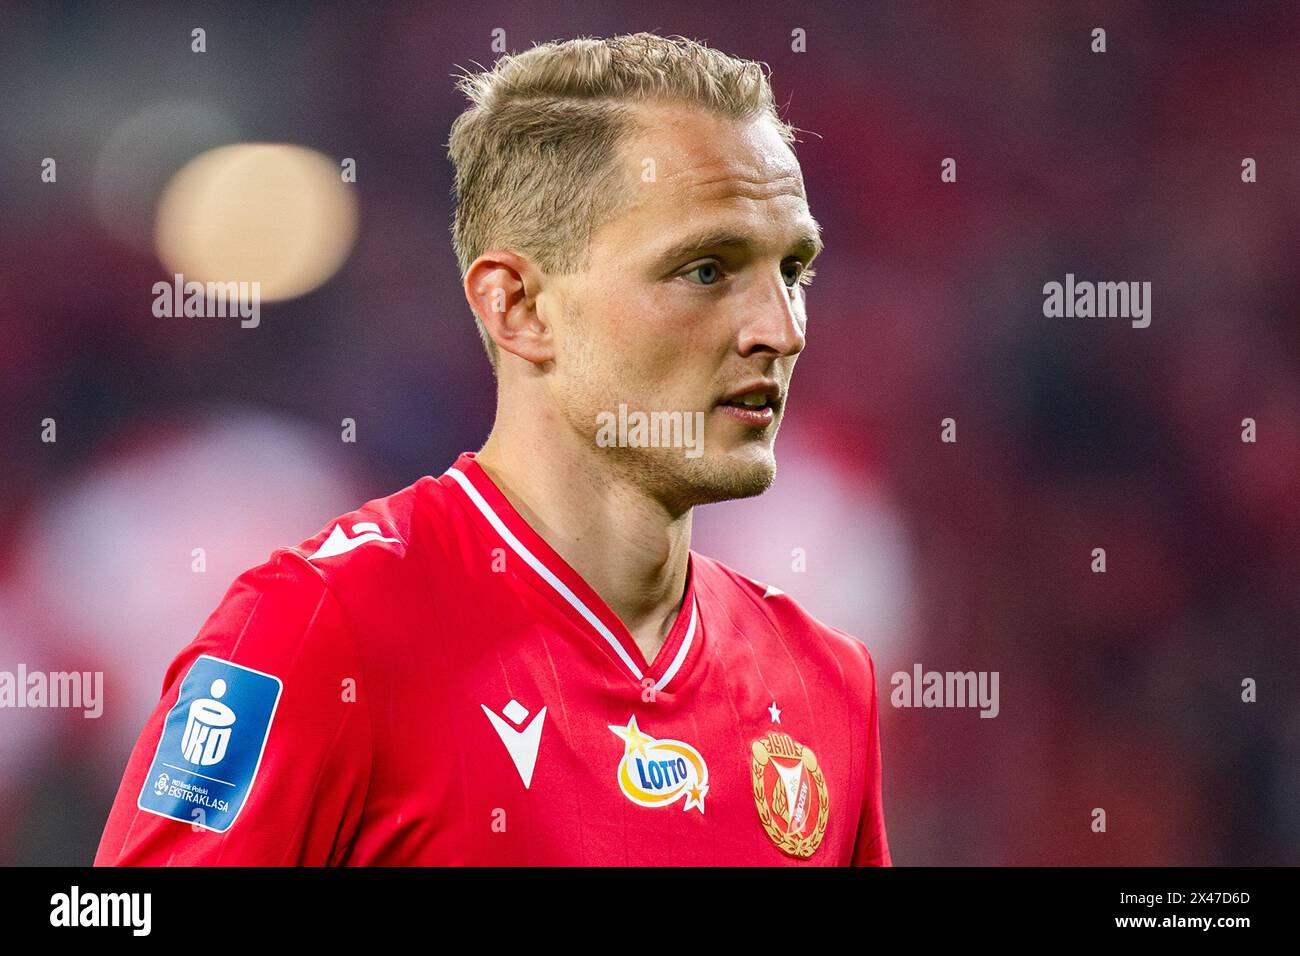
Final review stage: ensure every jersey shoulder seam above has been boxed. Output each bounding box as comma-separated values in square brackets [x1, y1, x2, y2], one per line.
[277, 546, 376, 863]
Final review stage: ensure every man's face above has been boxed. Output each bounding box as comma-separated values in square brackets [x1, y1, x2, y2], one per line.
[546, 102, 820, 513]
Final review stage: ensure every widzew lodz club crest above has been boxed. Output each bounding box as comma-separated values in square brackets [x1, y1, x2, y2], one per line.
[750, 731, 829, 858]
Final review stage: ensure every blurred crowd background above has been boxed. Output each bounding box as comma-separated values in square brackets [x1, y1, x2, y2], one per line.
[1, 1, 1296, 866]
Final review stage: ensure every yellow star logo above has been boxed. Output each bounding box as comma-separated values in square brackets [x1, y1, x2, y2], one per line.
[683, 781, 709, 813]
[608, 714, 655, 758]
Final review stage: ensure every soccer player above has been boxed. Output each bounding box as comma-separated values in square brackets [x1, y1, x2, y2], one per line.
[95, 32, 892, 866]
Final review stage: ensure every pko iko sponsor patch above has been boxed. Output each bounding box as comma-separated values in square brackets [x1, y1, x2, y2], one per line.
[137, 655, 282, 832]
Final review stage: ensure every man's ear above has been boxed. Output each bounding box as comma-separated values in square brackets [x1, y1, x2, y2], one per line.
[464, 250, 555, 366]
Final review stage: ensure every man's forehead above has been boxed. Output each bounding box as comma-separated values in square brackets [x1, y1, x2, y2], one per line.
[619, 102, 806, 202]
[603, 104, 812, 251]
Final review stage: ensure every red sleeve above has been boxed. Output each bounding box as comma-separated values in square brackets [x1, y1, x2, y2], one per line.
[851, 644, 892, 866]
[94, 550, 372, 866]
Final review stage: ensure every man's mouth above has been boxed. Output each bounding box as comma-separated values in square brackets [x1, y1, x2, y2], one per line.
[716, 384, 781, 428]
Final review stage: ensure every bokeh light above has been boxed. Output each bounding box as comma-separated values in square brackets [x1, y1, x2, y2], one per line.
[154, 143, 359, 301]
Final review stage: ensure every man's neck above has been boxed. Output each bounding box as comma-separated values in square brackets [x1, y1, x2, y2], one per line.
[474, 427, 692, 667]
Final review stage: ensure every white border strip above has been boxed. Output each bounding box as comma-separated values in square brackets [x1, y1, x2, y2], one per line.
[444, 466, 644, 680]
[654, 594, 696, 691]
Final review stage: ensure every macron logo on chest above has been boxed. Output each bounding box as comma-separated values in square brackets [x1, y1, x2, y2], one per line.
[482, 699, 547, 789]
[307, 521, 401, 561]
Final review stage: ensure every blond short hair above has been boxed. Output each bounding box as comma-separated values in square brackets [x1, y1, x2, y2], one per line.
[447, 32, 797, 369]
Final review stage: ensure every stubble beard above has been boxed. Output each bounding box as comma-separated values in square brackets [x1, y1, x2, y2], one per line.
[594, 432, 780, 515]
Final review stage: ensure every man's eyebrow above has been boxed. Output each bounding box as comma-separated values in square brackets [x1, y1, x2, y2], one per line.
[650, 223, 824, 267]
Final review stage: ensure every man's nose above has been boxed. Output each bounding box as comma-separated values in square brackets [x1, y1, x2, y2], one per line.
[736, 271, 807, 358]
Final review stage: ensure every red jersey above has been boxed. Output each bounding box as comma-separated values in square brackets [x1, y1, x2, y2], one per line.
[95, 451, 891, 866]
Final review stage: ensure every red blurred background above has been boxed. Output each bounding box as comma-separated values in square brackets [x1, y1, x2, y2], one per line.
[0, 1, 1296, 865]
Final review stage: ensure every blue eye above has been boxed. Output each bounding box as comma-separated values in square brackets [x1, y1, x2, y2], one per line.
[783, 260, 815, 288]
[683, 262, 723, 285]
[680, 260, 815, 288]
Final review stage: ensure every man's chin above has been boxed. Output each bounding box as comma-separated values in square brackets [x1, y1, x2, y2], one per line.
[678, 446, 777, 506]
